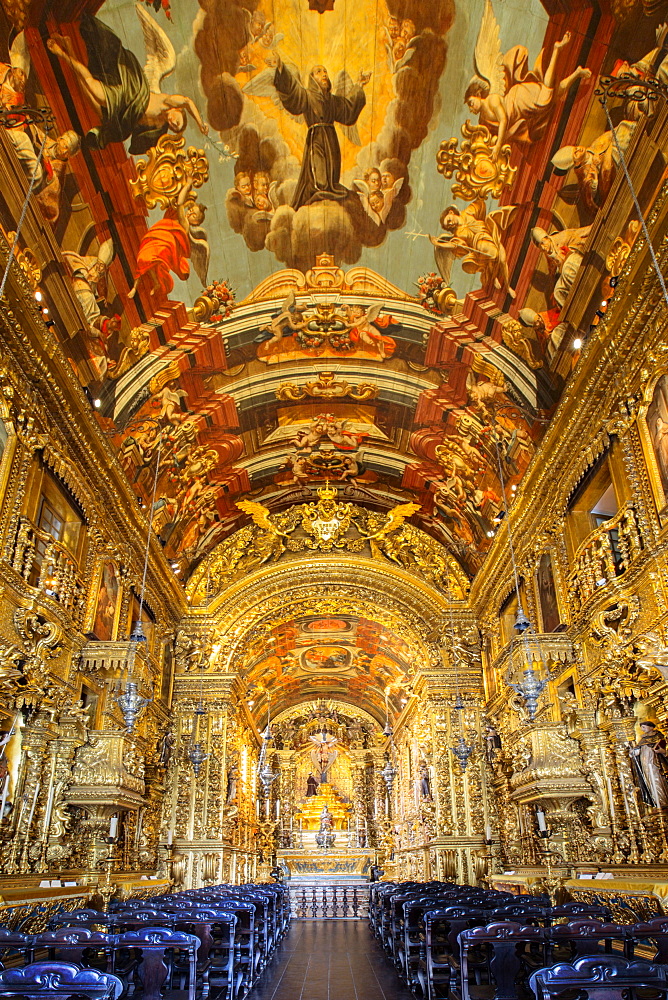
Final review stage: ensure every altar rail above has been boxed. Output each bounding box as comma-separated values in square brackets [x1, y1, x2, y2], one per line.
[290, 882, 369, 919]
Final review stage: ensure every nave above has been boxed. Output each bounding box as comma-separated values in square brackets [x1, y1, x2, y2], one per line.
[5, 878, 668, 1000]
[246, 921, 412, 1000]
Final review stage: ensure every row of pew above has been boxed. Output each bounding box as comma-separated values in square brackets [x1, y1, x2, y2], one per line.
[0, 881, 289, 1000]
[370, 880, 668, 1000]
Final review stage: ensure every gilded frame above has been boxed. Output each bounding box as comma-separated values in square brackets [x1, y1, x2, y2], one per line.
[638, 368, 668, 522]
[533, 548, 564, 633]
[86, 559, 123, 641]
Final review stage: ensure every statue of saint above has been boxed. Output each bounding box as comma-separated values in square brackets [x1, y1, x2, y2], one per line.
[418, 764, 432, 800]
[306, 772, 319, 796]
[319, 805, 334, 832]
[226, 762, 239, 804]
[629, 720, 668, 809]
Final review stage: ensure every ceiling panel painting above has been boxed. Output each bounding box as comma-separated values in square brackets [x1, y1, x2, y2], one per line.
[0, 0, 662, 592]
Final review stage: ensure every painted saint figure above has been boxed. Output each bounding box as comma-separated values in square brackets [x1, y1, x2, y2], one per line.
[531, 224, 591, 309]
[630, 720, 668, 809]
[263, 52, 370, 210]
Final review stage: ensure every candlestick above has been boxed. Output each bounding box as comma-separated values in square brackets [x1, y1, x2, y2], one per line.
[485, 823, 492, 842]
[109, 816, 118, 839]
[167, 829, 173, 846]
[0, 774, 9, 824]
[536, 808, 547, 832]
[25, 782, 40, 833]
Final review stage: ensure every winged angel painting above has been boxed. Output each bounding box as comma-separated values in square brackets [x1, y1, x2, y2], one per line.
[205, 0, 454, 269]
[465, 0, 591, 158]
[47, 5, 208, 154]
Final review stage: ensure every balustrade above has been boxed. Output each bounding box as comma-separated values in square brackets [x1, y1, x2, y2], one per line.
[290, 882, 368, 919]
[568, 502, 643, 609]
[10, 516, 84, 613]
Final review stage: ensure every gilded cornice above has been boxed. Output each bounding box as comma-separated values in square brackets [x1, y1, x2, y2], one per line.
[0, 253, 184, 627]
[471, 195, 668, 620]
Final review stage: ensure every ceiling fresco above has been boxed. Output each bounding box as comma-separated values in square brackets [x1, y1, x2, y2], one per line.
[241, 614, 412, 724]
[0, 0, 663, 590]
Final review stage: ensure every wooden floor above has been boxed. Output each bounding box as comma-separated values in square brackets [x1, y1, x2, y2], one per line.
[238, 920, 413, 1000]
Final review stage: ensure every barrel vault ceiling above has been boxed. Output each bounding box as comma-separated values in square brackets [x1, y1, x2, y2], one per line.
[0, 0, 656, 590]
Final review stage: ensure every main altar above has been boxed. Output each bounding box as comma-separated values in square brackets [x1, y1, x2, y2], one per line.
[265, 702, 384, 881]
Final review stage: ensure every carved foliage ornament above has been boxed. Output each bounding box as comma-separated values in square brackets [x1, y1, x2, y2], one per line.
[436, 122, 517, 202]
[275, 371, 379, 402]
[130, 134, 209, 210]
[187, 489, 467, 603]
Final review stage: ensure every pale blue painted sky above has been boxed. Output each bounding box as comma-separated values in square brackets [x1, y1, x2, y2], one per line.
[98, 0, 549, 302]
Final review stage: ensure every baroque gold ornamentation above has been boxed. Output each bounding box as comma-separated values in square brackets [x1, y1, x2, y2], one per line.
[188, 492, 466, 602]
[1, 229, 41, 290]
[502, 319, 542, 370]
[436, 123, 517, 201]
[275, 371, 379, 402]
[130, 134, 209, 210]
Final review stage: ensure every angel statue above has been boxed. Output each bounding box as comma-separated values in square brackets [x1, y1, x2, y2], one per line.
[465, 0, 591, 158]
[235, 499, 294, 564]
[430, 200, 517, 298]
[47, 5, 209, 154]
[358, 502, 421, 562]
[247, 52, 370, 211]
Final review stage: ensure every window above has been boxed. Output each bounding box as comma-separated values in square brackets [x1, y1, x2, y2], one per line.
[566, 454, 619, 558]
[28, 469, 85, 587]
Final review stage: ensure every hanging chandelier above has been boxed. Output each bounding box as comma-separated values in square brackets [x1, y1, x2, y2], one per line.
[445, 596, 476, 772]
[187, 668, 209, 776]
[116, 430, 163, 731]
[257, 695, 278, 803]
[490, 431, 549, 722]
[380, 756, 398, 795]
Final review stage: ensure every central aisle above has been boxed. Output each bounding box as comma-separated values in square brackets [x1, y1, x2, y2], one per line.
[244, 920, 414, 1000]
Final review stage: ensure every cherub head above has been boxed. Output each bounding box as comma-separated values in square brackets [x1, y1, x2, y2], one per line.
[235, 172, 252, 197]
[401, 18, 415, 39]
[347, 304, 365, 320]
[260, 22, 275, 46]
[253, 171, 270, 196]
[186, 201, 207, 225]
[440, 205, 461, 232]
[166, 108, 187, 134]
[368, 190, 384, 214]
[364, 167, 382, 192]
[387, 16, 400, 39]
[310, 65, 331, 93]
[393, 39, 406, 61]
[250, 10, 266, 37]
[254, 193, 272, 211]
[381, 167, 397, 190]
